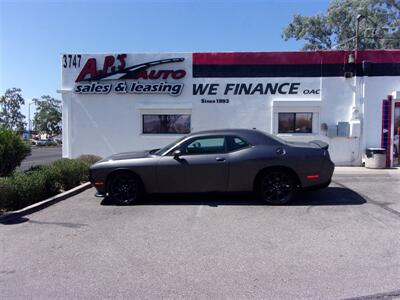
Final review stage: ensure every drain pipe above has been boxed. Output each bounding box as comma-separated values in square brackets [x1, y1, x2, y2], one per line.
[352, 74, 365, 166]
[351, 15, 366, 166]
[349, 53, 365, 166]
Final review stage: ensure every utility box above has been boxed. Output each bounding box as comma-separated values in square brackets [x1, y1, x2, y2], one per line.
[327, 125, 338, 138]
[365, 148, 387, 169]
[350, 120, 361, 138]
[337, 122, 350, 137]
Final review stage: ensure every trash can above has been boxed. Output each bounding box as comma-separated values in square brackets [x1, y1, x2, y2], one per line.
[365, 148, 387, 169]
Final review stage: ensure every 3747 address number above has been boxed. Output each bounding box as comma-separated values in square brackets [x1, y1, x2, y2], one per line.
[62, 54, 82, 68]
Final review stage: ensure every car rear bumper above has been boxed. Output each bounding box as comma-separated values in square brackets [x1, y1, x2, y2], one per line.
[89, 172, 107, 196]
[300, 159, 335, 189]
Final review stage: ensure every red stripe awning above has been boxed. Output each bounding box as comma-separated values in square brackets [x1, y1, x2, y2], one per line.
[193, 50, 400, 65]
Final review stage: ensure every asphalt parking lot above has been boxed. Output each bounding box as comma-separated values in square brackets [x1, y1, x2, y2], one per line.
[19, 146, 62, 171]
[1, 168, 400, 299]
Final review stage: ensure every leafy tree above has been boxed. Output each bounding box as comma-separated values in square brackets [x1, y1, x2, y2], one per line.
[0, 88, 26, 131]
[282, 0, 400, 50]
[32, 95, 62, 135]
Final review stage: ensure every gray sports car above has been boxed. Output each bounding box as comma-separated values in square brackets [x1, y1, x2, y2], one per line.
[89, 129, 334, 205]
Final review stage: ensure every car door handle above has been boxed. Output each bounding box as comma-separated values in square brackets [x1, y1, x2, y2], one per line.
[215, 157, 226, 162]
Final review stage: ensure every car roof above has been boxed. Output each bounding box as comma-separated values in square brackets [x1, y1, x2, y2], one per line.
[185, 128, 283, 145]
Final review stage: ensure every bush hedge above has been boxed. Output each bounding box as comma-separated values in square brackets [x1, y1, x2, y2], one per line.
[77, 154, 102, 166]
[0, 128, 31, 176]
[0, 154, 101, 211]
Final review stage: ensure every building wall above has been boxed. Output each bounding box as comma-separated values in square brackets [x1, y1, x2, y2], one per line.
[363, 77, 400, 148]
[60, 51, 400, 166]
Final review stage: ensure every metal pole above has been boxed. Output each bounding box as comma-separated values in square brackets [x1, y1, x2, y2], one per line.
[28, 102, 33, 139]
[355, 18, 359, 51]
[28, 103, 30, 131]
[355, 14, 364, 63]
[354, 14, 365, 165]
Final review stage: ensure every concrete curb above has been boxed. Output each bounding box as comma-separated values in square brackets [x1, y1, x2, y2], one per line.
[0, 182, 92, 223]
[334, 166, 400, 176]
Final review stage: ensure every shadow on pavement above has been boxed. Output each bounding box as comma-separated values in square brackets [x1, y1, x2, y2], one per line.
[0, 216, 88, 227]
[291, 187, 366, 206]
[0, 216, 30, 225]
[101, 186, 367, 207]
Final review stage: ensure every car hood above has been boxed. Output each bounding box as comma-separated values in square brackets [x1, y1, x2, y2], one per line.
[105, 150, 151, 161]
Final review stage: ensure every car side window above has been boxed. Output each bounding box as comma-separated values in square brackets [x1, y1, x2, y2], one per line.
[226, 136, 250, 152]
[182, 137, 226, 155]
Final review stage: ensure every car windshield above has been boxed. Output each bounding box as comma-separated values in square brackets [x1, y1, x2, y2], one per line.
[153, 136, 187, 156]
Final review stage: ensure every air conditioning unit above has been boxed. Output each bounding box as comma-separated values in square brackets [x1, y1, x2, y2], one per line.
[337, 122, 350, 137]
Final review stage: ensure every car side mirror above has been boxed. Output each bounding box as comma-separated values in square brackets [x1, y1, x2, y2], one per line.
[173, 150, 182, 159]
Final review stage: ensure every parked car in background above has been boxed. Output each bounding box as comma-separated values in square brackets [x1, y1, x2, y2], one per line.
[29, 139, 38, 145]
[36, 139, 58, 146]
[90, 129, 334, 205]
[53, 137, 62, 145]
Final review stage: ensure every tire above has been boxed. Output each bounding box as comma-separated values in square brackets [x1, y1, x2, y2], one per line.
[256, 169, 296, 205]
[108, 172, 142, 205]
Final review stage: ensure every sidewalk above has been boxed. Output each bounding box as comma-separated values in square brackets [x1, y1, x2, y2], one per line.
[334, 166, 400, 176]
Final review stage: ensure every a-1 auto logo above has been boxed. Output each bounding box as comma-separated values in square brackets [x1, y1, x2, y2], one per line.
[73, 54, 186, 96]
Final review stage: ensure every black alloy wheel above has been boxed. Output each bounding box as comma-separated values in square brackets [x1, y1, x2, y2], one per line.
[109, 173, 141, 205]
[257, 170, 295, 205]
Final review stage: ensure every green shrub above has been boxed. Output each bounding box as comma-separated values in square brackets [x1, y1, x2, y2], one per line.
[11, 172, 47, 209]
[77, 154, 102, 166]
[38, 165, 62, 197]
[0, 128, 31, 176]
[0, 177, 18, 209]
[0, 156, 95, 211]
[52, 158, 88, 190]
[0, 170, 59, 211]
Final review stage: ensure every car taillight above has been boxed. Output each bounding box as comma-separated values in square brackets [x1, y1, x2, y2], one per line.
[94, 181, 104, 187]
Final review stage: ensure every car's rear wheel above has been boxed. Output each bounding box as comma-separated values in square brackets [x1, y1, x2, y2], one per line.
[108, 172, 142, 205]
[256, 169, 296, 205]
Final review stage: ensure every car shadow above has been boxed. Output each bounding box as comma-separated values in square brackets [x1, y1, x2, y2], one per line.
[100, 186, 367, 207]
[0, 216, 30, 225]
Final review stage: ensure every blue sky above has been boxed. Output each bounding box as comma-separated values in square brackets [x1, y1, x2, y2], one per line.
[0, 0, 329, 119]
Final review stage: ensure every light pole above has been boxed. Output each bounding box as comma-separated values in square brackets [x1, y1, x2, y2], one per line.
[355, 14, 362, 51]
[28, 101, 34, 139]
[355, 14, 365, 64]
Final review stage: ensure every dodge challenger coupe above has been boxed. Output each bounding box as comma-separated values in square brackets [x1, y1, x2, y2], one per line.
[89, 129, 334, 205]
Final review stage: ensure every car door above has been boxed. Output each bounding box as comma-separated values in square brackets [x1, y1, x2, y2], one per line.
[225, 135, 257, 191]
[157, 136, 229, 193]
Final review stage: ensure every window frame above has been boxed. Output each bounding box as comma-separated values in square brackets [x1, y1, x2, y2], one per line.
[272, 100, 321, 136]
[278, 112, 314, 134]
[141, 113, 191, 135]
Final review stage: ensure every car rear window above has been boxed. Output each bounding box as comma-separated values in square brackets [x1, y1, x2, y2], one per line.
[226, 136, 250, 152]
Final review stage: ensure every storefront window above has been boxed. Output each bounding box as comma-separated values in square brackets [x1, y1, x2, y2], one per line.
[142, 114, 191, 134]
[278, 112, 313, 133]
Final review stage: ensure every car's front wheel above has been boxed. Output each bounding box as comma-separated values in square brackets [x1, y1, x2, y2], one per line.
[108, 172, 142, 205]
[256, 169, 296, 205]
